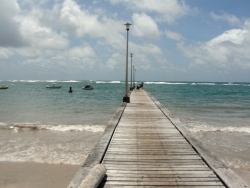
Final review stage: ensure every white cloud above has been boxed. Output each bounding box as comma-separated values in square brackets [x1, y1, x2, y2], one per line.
[19, 16, 69, 49]
[132, 13, 160, 40]
[110, 0, 191, 23]
[178, 20, 250, 71]
[106, 53, 122, 70]
[59, 0, 124, 40]
[210, 12, 242, 26]
[60, 0, 102, 37]
[165, 30, 185, 41]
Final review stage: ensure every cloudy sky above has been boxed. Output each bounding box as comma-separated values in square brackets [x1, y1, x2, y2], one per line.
[1, 0, 250, 82]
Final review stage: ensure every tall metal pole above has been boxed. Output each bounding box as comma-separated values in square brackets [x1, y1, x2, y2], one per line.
[134, 68, 136, 88]
[125, 28, 128, 96]
[130, 53, 133, 90]
[133, 65, 135, 88]
[123, 22, 131, 103]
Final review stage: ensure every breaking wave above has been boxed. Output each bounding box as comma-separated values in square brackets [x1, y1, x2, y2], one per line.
[144, 82, 188, 85]
[96, 81, 122, 84]
[188, 125, 250, 133]
[0, 122, 106, 132]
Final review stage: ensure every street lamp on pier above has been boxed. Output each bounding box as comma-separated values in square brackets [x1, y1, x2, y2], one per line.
[130, 53, 133, 90]
[123, 22, 132, 103]
[133, 66, 136, 88]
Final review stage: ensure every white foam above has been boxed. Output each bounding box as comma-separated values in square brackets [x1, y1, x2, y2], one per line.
[223, 83, 240, 86]
[144, 82, 189, 85]
[0, 141, 90, 165]
[144, 82, 166, 84]
[46, 80, 59, 82]
[110, 81, 121, 83]
[0, 122, 106, 132]
[96, 81, 107, 83]
[96, 81, 121, 84]
[189, 125, 250, 133]
[17, 80, 41, 82]
[47, 124, 105, 132]
[61, 80, 81, 83]
[196, 83, 216, 85]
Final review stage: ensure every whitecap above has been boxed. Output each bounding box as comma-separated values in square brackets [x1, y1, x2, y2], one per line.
[0, 122, 106, 132]
[189, 125, 250, 133]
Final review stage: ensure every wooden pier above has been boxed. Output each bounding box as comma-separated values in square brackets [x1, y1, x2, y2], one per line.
[68, 89, 249, 188]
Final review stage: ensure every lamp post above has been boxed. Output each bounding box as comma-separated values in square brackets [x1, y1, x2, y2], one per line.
[123, 22, 132, 103]
[133, 65, 135, 88]
[133, 66, 136, 88]
[130, 53, 133, 90]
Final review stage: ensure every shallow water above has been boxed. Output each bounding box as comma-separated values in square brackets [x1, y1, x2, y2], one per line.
[0, 80, 250, 169]
[0, 129, 102, 165]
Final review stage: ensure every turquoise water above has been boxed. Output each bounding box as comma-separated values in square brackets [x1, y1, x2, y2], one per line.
[146, 82, 250, 128]
[0, 80, 123, 125]
[0, 80, 250, 168]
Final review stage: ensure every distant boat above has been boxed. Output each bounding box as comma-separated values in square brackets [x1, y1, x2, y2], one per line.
[0, 86, 8, 89]
[46, 83, 62, 89]
[82, 84, 93, 90]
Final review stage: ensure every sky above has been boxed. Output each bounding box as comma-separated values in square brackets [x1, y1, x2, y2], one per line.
[0, 0, 250, 82]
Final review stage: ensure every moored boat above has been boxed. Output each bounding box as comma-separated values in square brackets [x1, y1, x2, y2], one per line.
[0, 86, 8, 89]
[82, 84, 93, 90]
[46, 83, 62, 89]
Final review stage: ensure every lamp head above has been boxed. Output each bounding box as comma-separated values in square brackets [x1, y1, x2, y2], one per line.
[124, 22, 132, 30]
[131, 53, 133, 57]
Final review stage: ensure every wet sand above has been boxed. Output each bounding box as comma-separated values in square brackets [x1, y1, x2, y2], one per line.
[0, 162, 79, 188]
[232, 168, 250, 186]
[0, 162, 249, 188]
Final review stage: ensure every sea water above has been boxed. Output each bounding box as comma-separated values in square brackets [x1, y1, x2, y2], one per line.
[0, 80, 250, 168]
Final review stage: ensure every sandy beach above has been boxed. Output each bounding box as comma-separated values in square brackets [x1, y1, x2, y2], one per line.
[0, 162, 79, 188]
[232, 168, 250, 186]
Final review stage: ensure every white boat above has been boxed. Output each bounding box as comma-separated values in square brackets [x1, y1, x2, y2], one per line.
[0, 86, 8, 89]
[82, 84, 93, 90]
[46, 83, 62, 89]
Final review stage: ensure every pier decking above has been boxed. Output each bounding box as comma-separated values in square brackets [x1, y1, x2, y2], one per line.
[68, 89, 249, 188]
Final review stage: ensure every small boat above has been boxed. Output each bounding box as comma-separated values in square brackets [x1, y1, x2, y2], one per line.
[82, 84, 93, 90]
[0, 86, 8, 89]
[46, 83, 62, 89]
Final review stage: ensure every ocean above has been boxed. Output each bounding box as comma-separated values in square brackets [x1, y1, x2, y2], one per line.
[0, 80, 250, 169]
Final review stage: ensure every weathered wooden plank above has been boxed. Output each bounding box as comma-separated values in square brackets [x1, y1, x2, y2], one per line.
[101, 181, 224, 186]
[105, 151, 197, 155]
[104, 164, 209, 168]
[104, 167, 212, 171]
[104, 172, 217, 178]
[104, 156, 202, 160]
[103, 160, 205, 165]
[105, 177, 221, 182]
[105, 170, 217, 175]
[99, 185, 225, 188]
